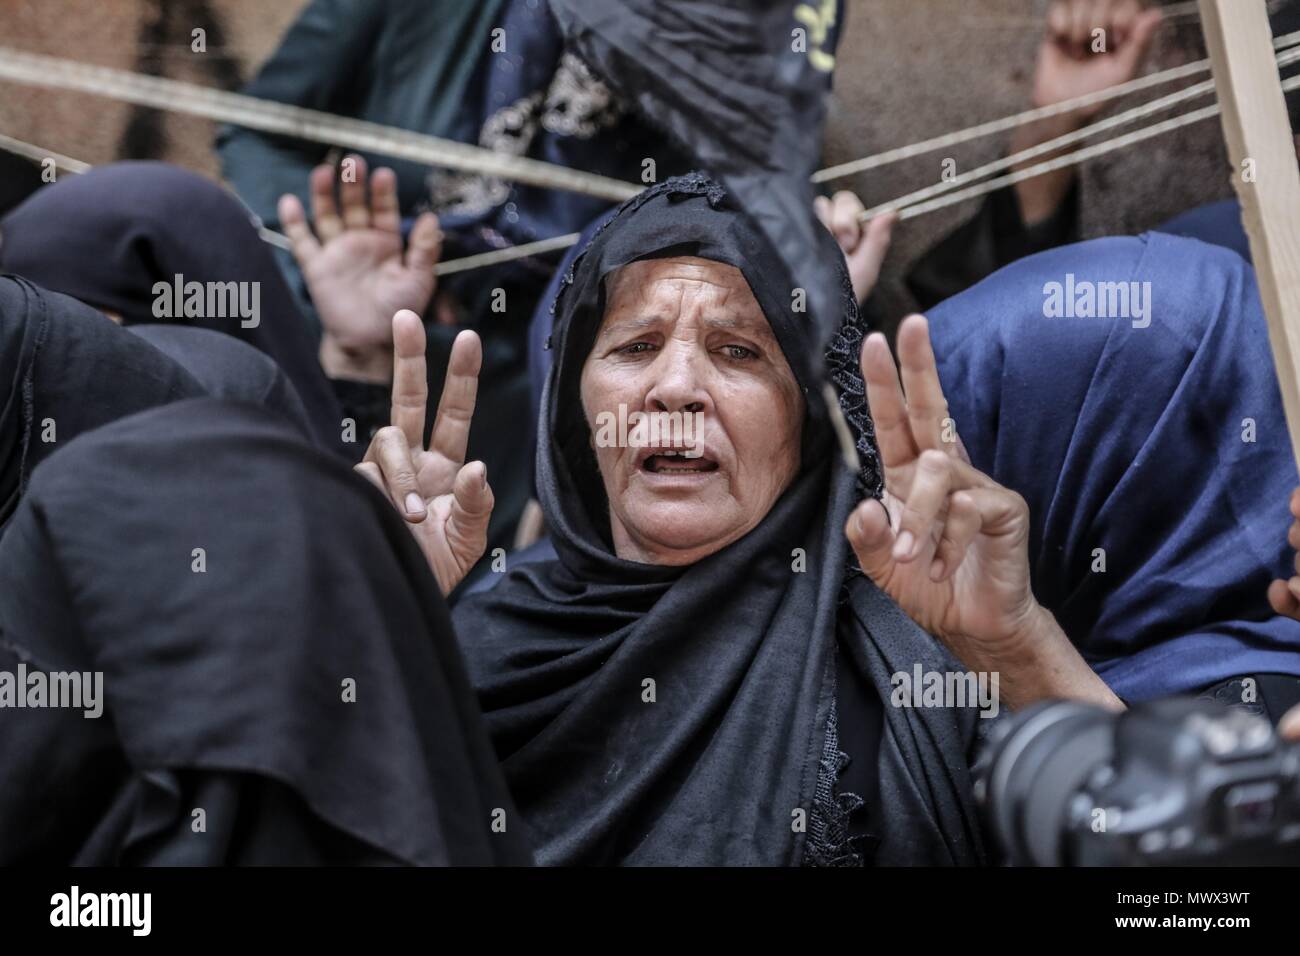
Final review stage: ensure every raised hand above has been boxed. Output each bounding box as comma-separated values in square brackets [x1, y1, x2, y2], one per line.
[814, 191, 896, 305]
[846, 314, 1037, 653]
[1034, 0, 1162, 116]
[279, 156, 443, 378]
[845, 314, 1123, 710]
[354, 310, 493, 596]
[1012, 0, 1161, 224]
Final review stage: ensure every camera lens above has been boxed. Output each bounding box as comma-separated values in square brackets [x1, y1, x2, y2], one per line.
[978, 701, 1116, 866]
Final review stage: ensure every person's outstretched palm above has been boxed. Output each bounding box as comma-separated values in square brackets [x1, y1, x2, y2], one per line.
[354, 310, 494, 596]
[279, 156, 443, 355]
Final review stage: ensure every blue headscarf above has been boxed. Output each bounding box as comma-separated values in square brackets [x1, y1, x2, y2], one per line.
[928, 232, 1300, 701]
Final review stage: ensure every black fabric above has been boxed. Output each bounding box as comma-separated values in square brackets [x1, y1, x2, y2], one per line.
[0, 162, 347, 455]
[0, 397, 532, 866]
[1, 275, 206, 532]
[833, 634, 883, 860]
[0, 151, 43, 219]
[452, 175, 992, 865]
[1199, 674, 1300, 726]
[0, 275, 313, 534]
[550, 0, 848, 359]
[906, 181, 1080, 313]
[126, 324, 315, 440]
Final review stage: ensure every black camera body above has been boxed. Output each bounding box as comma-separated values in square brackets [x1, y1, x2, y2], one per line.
[975, 697, 1300, 866]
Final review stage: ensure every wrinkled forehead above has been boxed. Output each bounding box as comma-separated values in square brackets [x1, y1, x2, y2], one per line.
[597, 255, 773, 338]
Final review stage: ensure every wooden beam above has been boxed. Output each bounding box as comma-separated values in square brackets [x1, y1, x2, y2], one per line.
[1200, 0, 1300, 467]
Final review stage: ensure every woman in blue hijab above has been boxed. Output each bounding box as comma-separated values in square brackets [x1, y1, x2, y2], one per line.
[927, 232, 1300, 709]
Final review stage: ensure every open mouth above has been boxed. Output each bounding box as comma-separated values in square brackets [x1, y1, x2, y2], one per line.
[642, 450, 719, 474]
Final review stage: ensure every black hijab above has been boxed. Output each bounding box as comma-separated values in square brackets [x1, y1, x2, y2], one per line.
[0, 275, 313, 534]
[453, 175, 991, 865]
[0, 277, 529, 864]
[0, 397, 530, 865]
[0, 162, 345, 454]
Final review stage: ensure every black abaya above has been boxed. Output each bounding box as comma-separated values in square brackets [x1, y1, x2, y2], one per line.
[0, 163, 346, 454]
[0, 278, 530, 865]
[0, 399, 530, 865]
[452, 175, 992, 866]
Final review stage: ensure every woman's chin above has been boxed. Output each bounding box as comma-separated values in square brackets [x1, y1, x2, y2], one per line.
[619, 500, 747, 560]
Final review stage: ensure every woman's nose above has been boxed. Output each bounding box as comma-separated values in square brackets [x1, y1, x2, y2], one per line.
[645, 346, 708, 414]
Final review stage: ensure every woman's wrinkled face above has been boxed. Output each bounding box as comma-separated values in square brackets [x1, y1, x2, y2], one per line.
[580, 256, 804, 565]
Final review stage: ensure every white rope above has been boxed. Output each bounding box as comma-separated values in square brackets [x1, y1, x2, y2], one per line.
[7, 31, 1300, 207]
[6, 25, 1298, 272]
[0, 131, 90, 173]
[430, 98, 1235, 268]
[0, 47, 641, 204]
[890, 69, 1300, 221]
[0, 125, 572, 273]
[0, 131, 296, 250]
[433, 232, 582, 276]
[436, 72, 1300, 265]
[813, 27, 1300, 183]
[892, 104, 1219, 220]
[858, 43, 1300, 221]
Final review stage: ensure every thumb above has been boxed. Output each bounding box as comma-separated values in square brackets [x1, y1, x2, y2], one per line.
[846, 497, 897, 585]
[446, 460, 494, 567]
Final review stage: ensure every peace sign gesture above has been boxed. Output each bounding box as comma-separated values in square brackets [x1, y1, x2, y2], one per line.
[355, 310, 493, 596]
[845, 314, 1039, 661]
[844, 315, 1123, 711]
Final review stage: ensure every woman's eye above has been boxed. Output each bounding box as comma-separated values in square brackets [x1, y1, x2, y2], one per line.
[721, 344, 757, 361]
[619, 342, 655, 355]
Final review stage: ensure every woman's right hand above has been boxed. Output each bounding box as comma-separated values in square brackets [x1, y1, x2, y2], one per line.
[354, 310, 494, 596]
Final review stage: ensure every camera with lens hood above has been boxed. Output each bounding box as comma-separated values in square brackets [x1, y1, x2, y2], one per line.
[974, 697, 1300, 865]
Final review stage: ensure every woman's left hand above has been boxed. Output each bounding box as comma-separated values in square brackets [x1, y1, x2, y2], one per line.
[845, 313, 1123, 710]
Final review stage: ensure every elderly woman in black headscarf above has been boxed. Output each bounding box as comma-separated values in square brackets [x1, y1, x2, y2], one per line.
[0, 173, 1117, 866]
[355, 174, 1122, 865]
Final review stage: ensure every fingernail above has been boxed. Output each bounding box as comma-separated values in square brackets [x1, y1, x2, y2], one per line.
[929, 558, 945, 581]
[478, 465, 487, 489]
[405, 493, 425, 516]
[893, 530, 914, 560]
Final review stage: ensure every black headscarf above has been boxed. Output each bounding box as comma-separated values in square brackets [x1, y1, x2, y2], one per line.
[0, 162, 345, 454]
[453, 175, 991, 865]
[0, 275, 311, 534]
[0, 277, 529, 864]
[0, 396, 530, 865]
